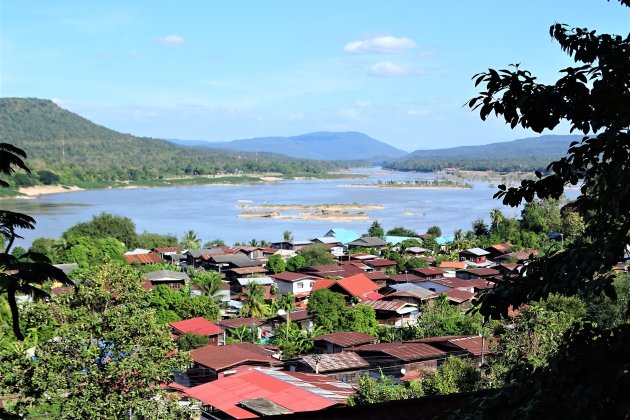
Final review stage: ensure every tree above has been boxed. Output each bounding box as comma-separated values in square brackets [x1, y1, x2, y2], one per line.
[426, 225, 442, 237]
[489, 208, 504, 233]
[136, 231, 179, 249]
[299, 244, 335, 267]
[180, 229, 201, 250]
[307, 289, 347, 333]
[204, 238, 225, 247]
[240, 281, 268, 318]
[414, 295, 483, 338]
[286, 254, 306, 272]
[366, 220, 385, 239]
[471, 218, 489, 237]
[421, 356, 483, 396]
[0, 143, 29, 188]
[266, 254, 286, 274]
[341, 305, 379, 336]
[0, 262, 192, 418]
[282, 230, 294, 242]
[62, 212, 138, 249]
[348, 373, 424, 406]
[386, 226, 418, 237]
[189, 269, 224, 303]
[465, 4, 630, 416]
[177, 332, 209, 351]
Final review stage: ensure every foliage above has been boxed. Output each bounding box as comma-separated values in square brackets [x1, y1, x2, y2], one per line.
[180, 229, 201, 250]
[274, 323, 325, 358]
[283, 230, 294, 242]
[60, 235, 126, 268]
[299, 244, 336, 267]
[341, 304, 379, 336]
[348, 373, 424, 406]
[307, 289, 348, 333]
[150, 284, 220, 323]
[62, 212, 138, 249]
[266, 254, 286, 274]
[189, 269, 224, 302]
[421, 356, 483, 396]
[226, 325, 257, 344]
[240, 281, 269, 318]
[177, 332, 209, 351]
[366, 220, 385, 239]
[414, 295, 483, 339]
[463, 5, 630, 416]
[386, 226, 418, 237]
[135, 231, 179, 249]
[286, 254, 306, 272]
[426, 225, 442, 237]
[0, 262, 192, 418]
[471, 218, 489, 237]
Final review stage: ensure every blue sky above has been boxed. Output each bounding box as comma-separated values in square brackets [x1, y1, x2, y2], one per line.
[1, 1, 628, 151]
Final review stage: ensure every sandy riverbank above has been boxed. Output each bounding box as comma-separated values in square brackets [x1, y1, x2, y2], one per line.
[339, 184, 472, 190]
[17, 185, 84, 197]
[237, 203, 383, 211]
[238, 209, 369, 221]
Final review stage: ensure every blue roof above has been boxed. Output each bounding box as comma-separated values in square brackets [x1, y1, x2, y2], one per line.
[435, 236, 455, 245]
[327, 228, 360, 244]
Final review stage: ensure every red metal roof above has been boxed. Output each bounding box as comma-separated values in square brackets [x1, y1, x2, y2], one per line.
[276, 309, 311, 322]
[314, 331, 377, 347]
[185, 369, 351, 418]
[365, 259, 396, 268]
[306, 264, 345, 273]
[218, 317, 265, 329]
[352, 342, 447, 362]
[458, 268, 501, 277]
[123, 253, 162, 265]
[189, 342, 280, 371]
[439, 261, 467, 270]
[364, 291, 385, 301]
[170, 317, 225, 336]
[448, 336, 491, 357]
[388, 273, 423, 283]
[443, 288, 475, 303]
[360, 300, 409, 312]
[364, 272, 390, 281]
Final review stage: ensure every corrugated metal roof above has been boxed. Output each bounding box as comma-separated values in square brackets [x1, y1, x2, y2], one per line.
[301, 352, 369, 373]
[123, 253, 162, 265]
[170, 317, 224, 336]
[461, 248, 490, 256]
[270, 272, 316, 282]
[218, 317, 265, 329]
[365, 259, 396, 267]
[448, 336, 491, 357]
[313, 331, 377, 347]
[352, 342, 446, 362]
[153, 246, 184, 253]
[443, 288, 475, 303]
[189, 342, 280, 371]
[360, 300, 416, 313]
[228, 266, 268, 275]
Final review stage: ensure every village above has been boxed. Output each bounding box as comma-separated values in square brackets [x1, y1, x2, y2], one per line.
[71, 225, 534, 419]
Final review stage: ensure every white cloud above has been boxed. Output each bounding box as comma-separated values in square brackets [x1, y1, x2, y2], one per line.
[369, 61, 408, 77]
[406, 109, 429, 116]
[156, 35, 185, 47]
[344, 35, 416, 54]
[288, 113, 305, 121]
[355, 100, 372, 108]
[340, 109, 361, 120]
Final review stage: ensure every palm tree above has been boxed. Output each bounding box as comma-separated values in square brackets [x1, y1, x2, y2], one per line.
[283, 230, 294, 242]
[0, 143, 29, 188]
[180, 230, 201, 250]
[240, 281, 268, 318]
[191, 270, 224, 304]
[490, 208, 504, 233]
[0, 252, 70, 340]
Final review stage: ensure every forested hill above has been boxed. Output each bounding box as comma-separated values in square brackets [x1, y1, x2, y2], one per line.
[384, 135, 581, 172]
[170, 131, 408, 162]
[0, 98, 353, 186]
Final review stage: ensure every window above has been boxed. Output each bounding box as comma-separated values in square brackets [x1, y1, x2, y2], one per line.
[296, 282, 303, 289]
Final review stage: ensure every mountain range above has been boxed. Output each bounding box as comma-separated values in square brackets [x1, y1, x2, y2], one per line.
[168, 131, 408, 162]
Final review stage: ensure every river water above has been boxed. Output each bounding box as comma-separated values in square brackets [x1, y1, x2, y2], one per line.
[2, 168, 573, 248]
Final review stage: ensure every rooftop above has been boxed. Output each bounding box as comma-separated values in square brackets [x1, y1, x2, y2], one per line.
[170, 317, 224, 336]
[352, 342, 447, 362]
[348, 236, 388, 247]
[123, 253, 162, 265]
[313, 331, 377, 347]
[189, 342, 280, 371]
[301, 351, 369, 373]
[270, 272, 317, 282]
[460, 247, 490, 256]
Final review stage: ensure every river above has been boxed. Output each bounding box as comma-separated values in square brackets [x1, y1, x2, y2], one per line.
[1, 168, 575, 248]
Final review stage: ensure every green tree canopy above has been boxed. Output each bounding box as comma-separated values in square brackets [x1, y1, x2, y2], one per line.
[266, 254, 286, 274]
[299, 244, 336, 267]
[366, 220, 385, 239]
[62, 212, 138, 249]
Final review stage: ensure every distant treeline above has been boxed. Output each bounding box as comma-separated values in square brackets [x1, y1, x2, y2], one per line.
[384, 157, 556, 173]
[0, 98, 358, 189]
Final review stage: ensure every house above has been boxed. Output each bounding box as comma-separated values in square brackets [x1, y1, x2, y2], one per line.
[441, 288, 476, 307]
[311, 273, 381, 302]
[363, 258, 397, 273]
[426, 277, 494, 293]
[364, 271, 390, 289]
[170, 317, 225, 346]
[387, 273, 424, 284]
[484, 243, 512, 260]
[179, 342, 282, 387]
[232, 246, 265, 260]
[311, 236, 343, 247]
[185, 368, 355, 419]
[359, 300, 418, 326]
[312, 331, 378, 354]
[225, 266, 269, 282]
[295, 352, 369, 383]
[351, 342, 447, 377]
[207, 253, 264, 273]
[123, 252, 162, 265]
[268, 309, 313, 332]
[381, 283, 437, 306]
[411, 335, 492, 364]
[304, 263, 364, 279]
[152, 246, 184, 259]
[438, 261, 468, 274]
[218, 317, 265, 333]
[458, 248, 490, 264]
[270, 240, 313, 251]
[494, 249, 538, 263]
[269, 272, 318, 296]
[347, 237, 388, 254]
[143, 269, 190, 290]
[404, 246, 429, 256]
[184, 248, 227, 268]
[455, 268, 501, 280]
[411, 267, 446, 280]
[323, 228, 360, 245]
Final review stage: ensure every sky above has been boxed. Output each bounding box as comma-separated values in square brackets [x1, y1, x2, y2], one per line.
[1, 1, 628, 151]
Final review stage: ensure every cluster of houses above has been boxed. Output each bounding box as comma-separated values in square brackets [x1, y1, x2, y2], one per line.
[104, 228, 542, 418]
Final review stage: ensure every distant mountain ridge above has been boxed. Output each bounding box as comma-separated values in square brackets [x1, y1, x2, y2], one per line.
[0, 98, 351, 187]
[169, 131, 408, 162]
[385, 135, 581, 172]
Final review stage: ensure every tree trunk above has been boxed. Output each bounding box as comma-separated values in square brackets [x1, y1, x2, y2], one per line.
[7, 282, 24, 341]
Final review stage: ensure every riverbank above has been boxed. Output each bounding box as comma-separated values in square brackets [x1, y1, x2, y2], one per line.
[238, 209, 369, 222]
[237, 203, 383, 211]
[16, 185, 85, 198]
